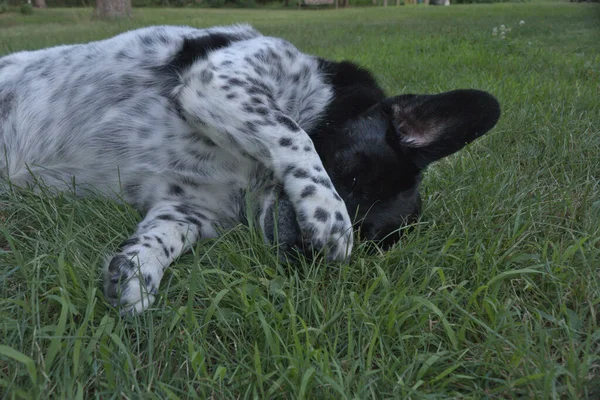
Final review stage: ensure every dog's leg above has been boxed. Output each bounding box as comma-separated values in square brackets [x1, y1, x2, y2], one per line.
[178, 71, 354, 261]
[103, 201, 217, 314]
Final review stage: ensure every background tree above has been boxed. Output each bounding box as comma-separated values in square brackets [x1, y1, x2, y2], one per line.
[93, 0, 132, 19]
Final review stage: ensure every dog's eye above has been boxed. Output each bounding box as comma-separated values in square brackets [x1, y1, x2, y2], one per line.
[351, 176, 359, 189]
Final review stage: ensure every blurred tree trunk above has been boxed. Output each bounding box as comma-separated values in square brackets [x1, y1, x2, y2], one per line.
[93, 0, 132, 19]
[34, 0, 46, 7]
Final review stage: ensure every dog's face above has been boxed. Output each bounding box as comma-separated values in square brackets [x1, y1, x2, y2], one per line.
[323, 89, 501, 248]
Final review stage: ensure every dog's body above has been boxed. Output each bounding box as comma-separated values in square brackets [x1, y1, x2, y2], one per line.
[0, 25, 500, 313]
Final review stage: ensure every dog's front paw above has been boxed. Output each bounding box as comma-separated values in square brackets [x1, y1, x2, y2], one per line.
[103, 255, 157, 315]
[296, 196, 353, 261]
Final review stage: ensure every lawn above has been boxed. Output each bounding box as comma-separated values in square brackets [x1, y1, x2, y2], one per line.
[1, 2, 599, 398]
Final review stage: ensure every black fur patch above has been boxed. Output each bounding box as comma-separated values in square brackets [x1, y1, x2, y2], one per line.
[108, 254, 136, 274]
[276, 114, 300, 132]
[279, 137, 293, 147]
[245, 121, 258, 134]
[175, 204, 192, 215]
[118, 237, 139, 249]
[169, 184, 184, 196]
[283, 165, 295, 176]
[293, 169, 309, 179]
[255, 107, 269, 116]
[327, 241, 339, 256]
[314, 208, 329, 222]
[0, 92, 15, 121]
[228, 78, 246, 87]
[186, 216, 203, 227]
[300, 185, 316, 198]
[330, 222, 344, 235]
[311, 176, 332, 189]
[309, 58, 385, 145]
[200, 69, 214, 84]
[166, 33, 239, 74]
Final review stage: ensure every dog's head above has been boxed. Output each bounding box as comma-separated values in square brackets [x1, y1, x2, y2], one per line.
[321, 89, 501, 248]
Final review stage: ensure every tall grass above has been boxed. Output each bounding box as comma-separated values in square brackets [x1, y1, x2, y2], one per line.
[1, 3, 599, 398]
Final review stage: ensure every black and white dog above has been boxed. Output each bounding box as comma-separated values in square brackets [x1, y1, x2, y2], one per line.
[0, 25, 500, 313]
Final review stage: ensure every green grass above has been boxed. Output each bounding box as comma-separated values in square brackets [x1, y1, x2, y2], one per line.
[1, 2, 600, 398]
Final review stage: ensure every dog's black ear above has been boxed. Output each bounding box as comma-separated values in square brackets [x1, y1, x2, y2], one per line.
[384, 89, 501, 168]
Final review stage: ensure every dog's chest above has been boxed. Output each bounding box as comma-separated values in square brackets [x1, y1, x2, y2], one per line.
[155, 39, 331, 213]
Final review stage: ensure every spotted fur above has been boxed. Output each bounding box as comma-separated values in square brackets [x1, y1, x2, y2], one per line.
[0, 25, 501, 314]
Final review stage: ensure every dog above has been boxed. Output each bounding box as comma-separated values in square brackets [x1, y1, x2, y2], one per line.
[0, 25, 500, 313]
